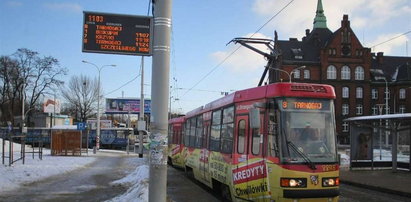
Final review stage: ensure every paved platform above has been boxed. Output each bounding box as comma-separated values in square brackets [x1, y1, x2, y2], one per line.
[340, 169, 411, 198]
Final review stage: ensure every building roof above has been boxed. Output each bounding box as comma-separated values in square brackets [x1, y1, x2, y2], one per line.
[277, 28, 333, 64]
[371, 54, 411, 82]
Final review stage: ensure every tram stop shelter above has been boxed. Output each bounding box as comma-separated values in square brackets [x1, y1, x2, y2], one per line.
[344, 113, 411, 172]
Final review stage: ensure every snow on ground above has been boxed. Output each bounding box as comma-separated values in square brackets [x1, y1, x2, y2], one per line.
[0, 140, 96, 193]
[107, 164, 149, 202]
[1, 139, 150, 201]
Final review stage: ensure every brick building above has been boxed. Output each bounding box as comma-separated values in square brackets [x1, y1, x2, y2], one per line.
[271, 0, 411, 144]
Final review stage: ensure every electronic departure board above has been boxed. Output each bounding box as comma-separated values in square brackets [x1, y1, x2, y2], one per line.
[82, 11, 152, 56]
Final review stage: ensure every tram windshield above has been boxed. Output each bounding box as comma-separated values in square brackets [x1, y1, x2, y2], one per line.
[278, 98, 337, 164]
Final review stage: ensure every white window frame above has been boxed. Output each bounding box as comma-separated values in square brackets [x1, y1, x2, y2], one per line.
[304, 69, 310, 79]
[355, 66, 364, 80]
[342, 87, 349, 98]
[371, 88, 378, 100]
[356, 104, 363, 115]
[293, 69, 300, 79]
[341, 66, 351, 80]
[356, 87, 363, 99]
[342, 122, 349, 132]
[372, 106, 378, 115]
[327, 65, 337, 79]
[399, 88, 406, 99]
[342, 104, 349, 115]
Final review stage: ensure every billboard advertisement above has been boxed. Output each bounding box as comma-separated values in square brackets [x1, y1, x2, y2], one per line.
[86, 119, 112, 129]
[43, 98, 61, 113]
[105, 98, 151, 114]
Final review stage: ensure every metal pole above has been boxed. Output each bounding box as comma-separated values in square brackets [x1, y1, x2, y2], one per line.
[139, 57, 145, 158]
[150, 0, 172, 201]
[384, 78, 389, 147]
[53, 92, 56, 126]
[82, 61, 116, 150]
[96, 69, 101, 150]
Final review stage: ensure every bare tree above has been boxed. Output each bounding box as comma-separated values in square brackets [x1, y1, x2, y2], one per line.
[0, 49, 67, 126]
[61, 75, 99, 122]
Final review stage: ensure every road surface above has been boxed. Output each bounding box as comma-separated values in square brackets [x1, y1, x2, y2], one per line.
[0, 151, 140, 202]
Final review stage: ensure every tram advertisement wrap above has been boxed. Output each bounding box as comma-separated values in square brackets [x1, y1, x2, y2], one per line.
[233, 160, 270, 199]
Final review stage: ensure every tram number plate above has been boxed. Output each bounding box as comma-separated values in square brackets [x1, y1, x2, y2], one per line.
[322, 165, 337, 172]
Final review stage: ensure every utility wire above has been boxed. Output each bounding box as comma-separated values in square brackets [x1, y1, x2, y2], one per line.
[181, 0, 294, 98]
[104, 74, 141, 96]
[103, 1, 151, 97]
[370, 30, 411, 49]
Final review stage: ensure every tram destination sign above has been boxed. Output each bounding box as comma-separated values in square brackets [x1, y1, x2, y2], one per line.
[82, 11, 152, 56]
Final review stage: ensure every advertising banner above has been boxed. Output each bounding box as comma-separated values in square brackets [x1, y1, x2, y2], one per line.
[105, 98, 151, 114]
[351, 125, 373, 160]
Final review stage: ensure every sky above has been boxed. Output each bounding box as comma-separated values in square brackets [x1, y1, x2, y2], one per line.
[1, 0, 410, 115]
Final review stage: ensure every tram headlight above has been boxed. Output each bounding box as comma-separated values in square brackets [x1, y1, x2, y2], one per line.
[280, 178, 307, 188]
[322, 177, 339, 187]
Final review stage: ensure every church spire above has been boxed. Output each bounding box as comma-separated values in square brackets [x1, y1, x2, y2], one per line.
[313, 0, 327, 29]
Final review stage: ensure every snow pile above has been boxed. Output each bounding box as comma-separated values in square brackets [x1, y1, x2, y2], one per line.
[0, 140, 95, 193]
[107, 165, 149, 202]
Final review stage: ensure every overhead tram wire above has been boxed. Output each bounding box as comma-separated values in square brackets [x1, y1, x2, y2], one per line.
[103, 1, 152, 98]
[181, 0, 295, 98]
[370, 30, 411, 50]
[104, 57, 142, 96]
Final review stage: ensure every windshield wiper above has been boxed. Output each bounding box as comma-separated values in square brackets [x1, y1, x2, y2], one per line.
[287, 141, 317, 170]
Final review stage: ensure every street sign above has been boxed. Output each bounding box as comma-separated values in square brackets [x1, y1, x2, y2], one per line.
[82, 11, 153, 56]
[77, 122, 87, 131]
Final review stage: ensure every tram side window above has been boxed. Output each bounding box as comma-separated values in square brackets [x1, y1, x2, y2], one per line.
[184, 121, 190, 146]
[221, 106, 234, 153]
[195, 116, 203, 148]
[237, 120, 246, 154]
[203, 121, 210, 148]
[210, 110, 222, 151]
[189, 118, 197, 147]
[252, 128, 260, 155]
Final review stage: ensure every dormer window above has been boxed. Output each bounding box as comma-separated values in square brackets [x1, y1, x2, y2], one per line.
[291, 48, 303, 59]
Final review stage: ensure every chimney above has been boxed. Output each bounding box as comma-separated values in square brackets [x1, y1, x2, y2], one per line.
[377, 52, 384, 64]
[306, 29, 310, 37]
[341, 14, 350, 27]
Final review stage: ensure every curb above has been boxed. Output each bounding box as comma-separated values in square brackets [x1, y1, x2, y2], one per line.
[341, 180, 411, 198]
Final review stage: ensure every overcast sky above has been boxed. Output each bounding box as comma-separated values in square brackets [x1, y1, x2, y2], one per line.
[1, 0, 410, 114]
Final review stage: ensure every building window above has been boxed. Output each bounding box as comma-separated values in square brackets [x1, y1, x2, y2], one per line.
[356, 87, 363, 99]
[399, 105, 406, 113]
[355, 66, 364, 80]
[372, 88, 378, 99]
[399, 88, 406, 99]
[342, 87, 349, 98]
[372, 105, 378, 115]
[327, 65, 337, 79]
[341, 66, 351, 80]
[356, 104, 363, 115]
[342, 104, 349, 115]
[384, 88, 391, 100]
[304, 69, 310, 79]
[342, 122, 349, 132]
[293, 69, 300, 79]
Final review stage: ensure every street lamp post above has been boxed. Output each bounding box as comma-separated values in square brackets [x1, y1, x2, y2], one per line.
[376, 76, 389, 147]
[272, 66, 306, 83]
[82, 60, 116, 150]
